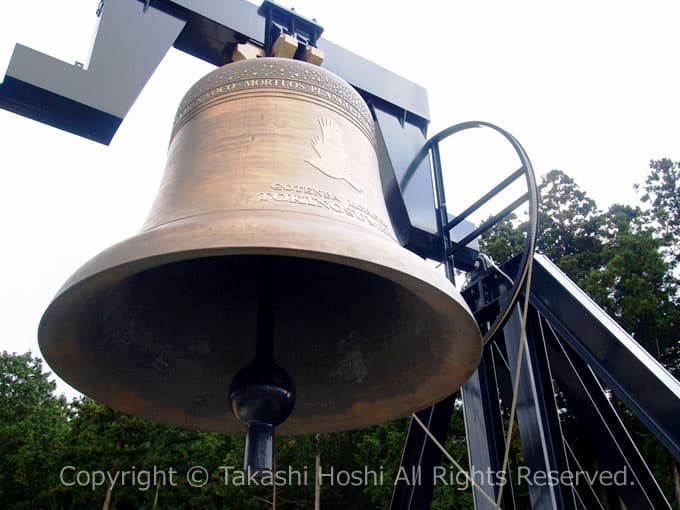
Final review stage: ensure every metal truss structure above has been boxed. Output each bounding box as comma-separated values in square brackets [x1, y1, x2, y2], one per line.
[393, 251, 680, 509]
[389, 122, 680, 509]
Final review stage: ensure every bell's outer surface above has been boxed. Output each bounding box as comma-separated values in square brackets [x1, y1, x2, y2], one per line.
[38, 58, 482, 435]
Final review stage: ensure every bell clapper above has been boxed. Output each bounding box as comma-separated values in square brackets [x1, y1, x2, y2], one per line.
[229, 262, 296, 474]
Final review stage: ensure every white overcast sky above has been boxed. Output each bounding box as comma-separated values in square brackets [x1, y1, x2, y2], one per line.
[1, 1, 678, 395]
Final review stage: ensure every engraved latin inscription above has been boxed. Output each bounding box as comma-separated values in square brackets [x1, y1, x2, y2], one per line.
[175, 79, 375, 142]
[257, 183, 395, 240]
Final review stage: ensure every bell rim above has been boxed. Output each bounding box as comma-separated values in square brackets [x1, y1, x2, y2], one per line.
[39, 212, 482, 434]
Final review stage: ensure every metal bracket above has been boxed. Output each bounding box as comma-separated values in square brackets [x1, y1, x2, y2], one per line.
[257, 0, 323, 58]
[0, 0, 429, 144]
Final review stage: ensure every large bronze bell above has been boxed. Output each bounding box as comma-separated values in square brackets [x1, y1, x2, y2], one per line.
[38, 58, 481, 439]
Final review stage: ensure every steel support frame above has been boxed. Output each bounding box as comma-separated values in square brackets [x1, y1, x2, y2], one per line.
[1, 0, 457, 261]
[390, 396, 457, 510]
[498, 301, 576, 510]
[460, 343, 516, 510]
[525, 254, 680, 462]
[391, 252, 679, 509]
[542, 317, 671, 509]
[389, 140, 460, 510]
[0, 0, 430, 144]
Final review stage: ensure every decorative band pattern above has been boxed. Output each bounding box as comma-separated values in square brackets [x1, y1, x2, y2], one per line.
[174, 58, 375, 140]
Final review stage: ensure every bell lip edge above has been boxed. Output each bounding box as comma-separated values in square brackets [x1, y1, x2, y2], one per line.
[38, 242, 483, 348]
[37, 245, 483, 430]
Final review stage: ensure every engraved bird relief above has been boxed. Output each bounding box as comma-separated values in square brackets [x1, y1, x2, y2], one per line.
[304, 117, 363, 193]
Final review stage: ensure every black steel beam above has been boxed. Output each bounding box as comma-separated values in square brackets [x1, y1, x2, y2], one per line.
[0, 75, 121, 144]
[164, 0, 430, 122]
[372, 105, 438, 245]
[501, 303, 576, 510]
[543, 321, 671, 509]
[461, 254, 679, 509]
[390, 396, 456, 510]
[522, 308, 577, 510]
[1, 0, 430, 144]
[461, 344, 516, 510]
[561, 437, 605, 510]
[0, 1, 186, 144]
[444, 166, 525, 233]
[525, 254, 680, 462]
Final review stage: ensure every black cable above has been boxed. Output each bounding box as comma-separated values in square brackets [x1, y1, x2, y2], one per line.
[406, 121, 539, 345]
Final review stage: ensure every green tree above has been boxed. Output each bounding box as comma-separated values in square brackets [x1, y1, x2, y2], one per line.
[480, 168, 680, 508]
[479, 169, 603, 279]
[578, 204, 679, 358]
[481, 169, 679, 362]
[478, 213, 526, 265]
[430, 404, 476, 510]
[0, 351, 69, 509]
[636, 158, 680, 268]
[352, 419, 409, 507]
[535, 169, 603, 279]
[59, 398, 247, 510]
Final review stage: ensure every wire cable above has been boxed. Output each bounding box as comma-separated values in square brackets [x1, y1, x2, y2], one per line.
[405, 121, 540, 508]
[494, 259, 534, 506]
[410, 412, 501, 509]
[405, 121, 539, 347]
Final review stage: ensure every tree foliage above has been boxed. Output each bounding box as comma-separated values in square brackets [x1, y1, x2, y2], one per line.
[480, 163, 680, 508]
[636, 158, 680, 268]
[537, 169, 603, 279]
[482, 166, 679, 365]
[0, 351, 69, 509]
